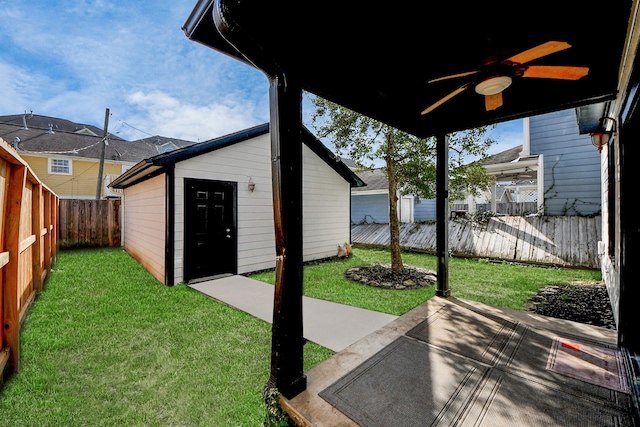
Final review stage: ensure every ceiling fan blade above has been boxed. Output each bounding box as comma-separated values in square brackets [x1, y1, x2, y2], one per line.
[421, 85, 469, 115]
[507, 41, 572, 64]
[523, 65, 589, 80]
[429, 70, 480, 83]
[485, 93, 503, 111]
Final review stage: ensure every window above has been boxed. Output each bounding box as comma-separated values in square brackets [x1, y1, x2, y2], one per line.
[157, 142, 178, 154]
[49, 158, 72, 175]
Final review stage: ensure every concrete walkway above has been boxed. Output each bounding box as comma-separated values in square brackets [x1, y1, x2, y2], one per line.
[189, 275, 639, 426]
[188, 274, 398, 352]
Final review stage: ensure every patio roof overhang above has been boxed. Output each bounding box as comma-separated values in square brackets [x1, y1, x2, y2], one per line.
[182, 0, 640, 400]
[485, 156, 540, 181]
[183, 0, 634, 137]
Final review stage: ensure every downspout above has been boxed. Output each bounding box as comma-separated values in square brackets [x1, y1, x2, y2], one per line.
[349, 186, 353, 243]
[165, 165, 175, 287]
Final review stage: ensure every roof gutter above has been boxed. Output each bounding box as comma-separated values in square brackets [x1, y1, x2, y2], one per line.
[107, 158, 160, 189]
[183, 0, 281, 77]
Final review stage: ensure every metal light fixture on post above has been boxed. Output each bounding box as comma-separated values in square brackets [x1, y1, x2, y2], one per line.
[590, 117, 616, 153]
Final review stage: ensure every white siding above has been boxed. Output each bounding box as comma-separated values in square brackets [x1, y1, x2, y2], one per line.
[174, 134, 274, 281]
[303, 144, 352, 261]
[122, 174, 166, 283]
[171, 134, 352, 283]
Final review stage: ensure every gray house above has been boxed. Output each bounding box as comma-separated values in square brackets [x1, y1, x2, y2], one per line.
[480, 109, 601, 216]
[352, 108, 601, 221]
[528, 109, 601, 216]
[109, 123, 365, 286]
[351, 167, 436, 224]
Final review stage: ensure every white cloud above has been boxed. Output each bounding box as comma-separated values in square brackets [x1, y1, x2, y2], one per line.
[0, 1, 271, 141]
[0, 1, 523, 152]
[121, 90, 267, 142]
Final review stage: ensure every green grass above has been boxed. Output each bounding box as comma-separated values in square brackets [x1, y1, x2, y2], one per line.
[251, 247, 602, 314]
[0, 246, 601, 426]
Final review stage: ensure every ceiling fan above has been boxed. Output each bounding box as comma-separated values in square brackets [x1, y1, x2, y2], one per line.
[421, 41, 589, 115]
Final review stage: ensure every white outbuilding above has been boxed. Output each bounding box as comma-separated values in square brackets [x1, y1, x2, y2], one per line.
[109, 123, 365, 286]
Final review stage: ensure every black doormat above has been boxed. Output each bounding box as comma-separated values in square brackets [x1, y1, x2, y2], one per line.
[318, 336, 488, 427]
[319, 336, 637, 427]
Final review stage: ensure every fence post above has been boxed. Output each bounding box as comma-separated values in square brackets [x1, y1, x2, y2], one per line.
[32, 184, 43, 291]
[2, 164, 26, 372]
[43, 191, 52, 273]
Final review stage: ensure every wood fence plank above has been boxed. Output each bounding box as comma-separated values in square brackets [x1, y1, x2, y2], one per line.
[495, 217, 512, 259]
[58, 199, 121, 249]
[524, 218, 536, 262]
[482, 218, 499, 258]
[535, 218, 550, 264]
[572, 216, 580, 265]
[586, 216, 597, 267]
[560, 217, 569, 265]
[351, 216, 601, 269]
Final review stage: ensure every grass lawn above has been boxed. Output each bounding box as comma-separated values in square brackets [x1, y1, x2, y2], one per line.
[253, 246, 602, 314]
[0, 246, 601, 426]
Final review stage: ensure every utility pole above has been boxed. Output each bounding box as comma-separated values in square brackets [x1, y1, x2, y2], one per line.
[96, 108, 109, 200]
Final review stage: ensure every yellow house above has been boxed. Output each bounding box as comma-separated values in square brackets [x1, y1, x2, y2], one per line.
[0, 114, 197, 199]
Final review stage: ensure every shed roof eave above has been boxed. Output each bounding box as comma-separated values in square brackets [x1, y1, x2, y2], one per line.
[107, 159, 159, 189]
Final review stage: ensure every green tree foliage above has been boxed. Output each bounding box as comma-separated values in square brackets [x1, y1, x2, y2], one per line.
[311, 96, 497, 271]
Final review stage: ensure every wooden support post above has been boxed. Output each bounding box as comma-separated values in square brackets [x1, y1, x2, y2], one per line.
[3, 164, 26, 371]
[436, 133, 450, 297]
[267, 73, 306, 399]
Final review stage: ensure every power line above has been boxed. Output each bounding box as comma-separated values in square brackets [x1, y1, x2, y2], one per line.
[117, 120, 155, 137]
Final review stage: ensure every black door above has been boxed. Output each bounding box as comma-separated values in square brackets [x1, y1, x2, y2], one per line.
[184, 178, 237, 282]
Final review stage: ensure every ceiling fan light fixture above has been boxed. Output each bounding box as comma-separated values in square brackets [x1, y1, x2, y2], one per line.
[475, 76, 513, 95]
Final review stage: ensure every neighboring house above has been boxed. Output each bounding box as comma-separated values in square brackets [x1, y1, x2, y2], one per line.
[350, 167, 436, 224]
[108, 123, 365, 286]
[528, 109, 601, 216]
[460, 144, 539, 213]
[0, 113, 198, 199]
[468, 108, 601, 216]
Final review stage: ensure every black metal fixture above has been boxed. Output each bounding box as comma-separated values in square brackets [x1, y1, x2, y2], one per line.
[590, 117, 616, 153]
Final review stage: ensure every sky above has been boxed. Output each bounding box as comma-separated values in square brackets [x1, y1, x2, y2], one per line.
[0, 0, 522, 155]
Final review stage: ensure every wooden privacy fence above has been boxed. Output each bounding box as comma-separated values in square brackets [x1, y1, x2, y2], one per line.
[452, 202, 539, 216]
[352, 215, 601, 269]
[1, 138, 58, 378]
[58, 199, 120, 249]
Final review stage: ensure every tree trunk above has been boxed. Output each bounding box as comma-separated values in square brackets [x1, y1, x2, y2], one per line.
[385, 134, 404, 272]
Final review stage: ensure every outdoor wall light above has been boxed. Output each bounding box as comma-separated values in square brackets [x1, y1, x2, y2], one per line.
[590, 117, 616, 153]
[248, 177, 256, 192]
